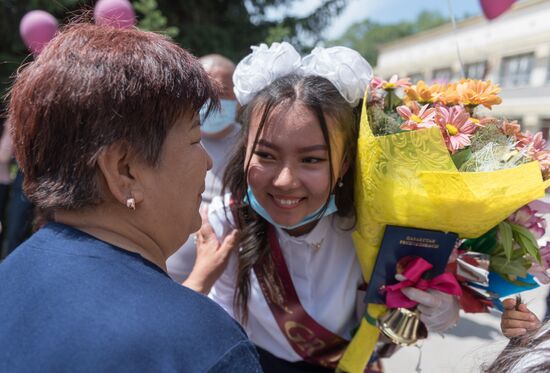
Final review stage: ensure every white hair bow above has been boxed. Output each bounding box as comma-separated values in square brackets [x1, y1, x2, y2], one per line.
[233, 42, 373, 107]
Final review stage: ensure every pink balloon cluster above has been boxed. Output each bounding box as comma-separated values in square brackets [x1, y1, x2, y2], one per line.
[19, 0, 137, 56]
[19, 10, 58, 56]
[94, 0, 136, 29]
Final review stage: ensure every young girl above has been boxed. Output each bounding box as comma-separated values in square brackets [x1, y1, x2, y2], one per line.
[186, 43, 460, 372]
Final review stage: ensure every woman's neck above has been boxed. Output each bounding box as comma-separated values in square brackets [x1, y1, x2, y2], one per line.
[53, 207, 168, 272]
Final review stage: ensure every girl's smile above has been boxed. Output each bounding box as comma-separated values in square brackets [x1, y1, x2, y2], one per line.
[245, 101, 348, 234]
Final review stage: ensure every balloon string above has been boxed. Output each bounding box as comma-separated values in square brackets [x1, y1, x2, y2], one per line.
[447, 0, 466, 78]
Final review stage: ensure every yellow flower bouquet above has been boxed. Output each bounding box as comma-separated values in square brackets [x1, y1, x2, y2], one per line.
[337, 77, 550, 373]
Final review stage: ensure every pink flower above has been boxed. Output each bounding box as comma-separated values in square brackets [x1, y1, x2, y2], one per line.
[435, 105, 480, 154]
[371, 75, 411, 92]
[532, 150, 550, 180]
[397, 102, 437, 130]
[528, 262, 550, 284]
[517, 131, 547, 152]
[370, 76, 384, 91]
[508, 205, 547, 239]
[515, 131, 550, 179]
[529, 241, 550, 284]
[540, 242, 550, 268]
[529, 200, 550, 213]
[501, 119, 521, 137]
[381, 75, 411, 91]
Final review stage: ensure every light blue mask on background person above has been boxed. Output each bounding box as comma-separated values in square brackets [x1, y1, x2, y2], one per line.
[244, 187, 338, 230]
[200, 99, 237, 134]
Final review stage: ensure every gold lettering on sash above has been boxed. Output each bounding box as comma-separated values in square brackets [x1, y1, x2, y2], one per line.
[284, 321, 326, 356]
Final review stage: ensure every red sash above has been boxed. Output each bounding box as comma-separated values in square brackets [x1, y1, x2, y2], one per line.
[253, 224, 348, 369]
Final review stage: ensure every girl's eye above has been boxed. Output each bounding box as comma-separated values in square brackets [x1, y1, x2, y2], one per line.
[303, 157, 326, 164]
[254, 151, 274, 160]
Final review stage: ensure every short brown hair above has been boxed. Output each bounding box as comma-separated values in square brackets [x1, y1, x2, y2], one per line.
[8, 23, 218, 210]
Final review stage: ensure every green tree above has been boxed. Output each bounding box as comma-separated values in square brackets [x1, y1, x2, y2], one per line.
[0, 1, 82, 99]
[0, 0, 345, 98]
[330, 10, 448, 66]
[152, 0, 346, 61]
[133, 0, 178, 37]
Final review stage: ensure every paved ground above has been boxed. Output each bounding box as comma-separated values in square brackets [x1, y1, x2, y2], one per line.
[381, 285, 548, 372]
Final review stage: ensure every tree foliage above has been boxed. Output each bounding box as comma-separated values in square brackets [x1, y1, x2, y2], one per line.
[0, 0, 345, 98]
[329, 10, 449, 66]
[134, 0, 179, 37]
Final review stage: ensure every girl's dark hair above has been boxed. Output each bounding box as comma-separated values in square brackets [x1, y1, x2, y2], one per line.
[222, 73, 361, 322]
[484, 323, 550, 373]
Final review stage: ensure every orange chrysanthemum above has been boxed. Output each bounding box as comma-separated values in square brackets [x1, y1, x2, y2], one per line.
[405, 80, 441, 104]
[455, 79, 502, 109]
[438, 83, 460, 106]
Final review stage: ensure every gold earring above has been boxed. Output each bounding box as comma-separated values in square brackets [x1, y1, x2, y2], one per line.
[126, 197, 136, 210]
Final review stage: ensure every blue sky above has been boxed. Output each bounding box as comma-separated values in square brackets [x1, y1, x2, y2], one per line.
[274, 0, 484, 39]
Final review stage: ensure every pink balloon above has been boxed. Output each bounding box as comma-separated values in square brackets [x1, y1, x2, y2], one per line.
[480, 0, 516, 20]
[19, 10, 59, 56]
[94, 0, 136, 29]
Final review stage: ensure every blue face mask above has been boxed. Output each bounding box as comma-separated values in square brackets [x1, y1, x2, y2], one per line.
[244, 186, 338, 230]
[200, 99, 237, 134]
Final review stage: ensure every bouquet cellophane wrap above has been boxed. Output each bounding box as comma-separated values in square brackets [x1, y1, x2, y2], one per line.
[337, 93, 550, 373]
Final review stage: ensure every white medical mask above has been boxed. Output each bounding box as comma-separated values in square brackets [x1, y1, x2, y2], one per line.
[200, 99, 237, 134]
[244, 187, 338, 230]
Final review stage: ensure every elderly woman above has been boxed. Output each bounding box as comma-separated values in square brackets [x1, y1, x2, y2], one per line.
[0, 24, 261, 372]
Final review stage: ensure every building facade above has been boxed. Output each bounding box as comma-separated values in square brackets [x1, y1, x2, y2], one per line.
[375, 0, 550, 137]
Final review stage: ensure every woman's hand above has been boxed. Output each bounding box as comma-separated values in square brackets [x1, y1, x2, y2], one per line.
[401, 287, 460, 333]
[500, 297, 540, 338]
[182, 214, 239, 295]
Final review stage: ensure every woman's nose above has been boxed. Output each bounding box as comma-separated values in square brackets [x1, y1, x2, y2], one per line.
[272, 166, 299, 189]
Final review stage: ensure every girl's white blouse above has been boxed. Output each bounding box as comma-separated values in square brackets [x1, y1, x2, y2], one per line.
[208, 194, 365, 362]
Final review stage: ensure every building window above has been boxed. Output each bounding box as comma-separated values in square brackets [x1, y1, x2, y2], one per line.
[407, 72, 424, 83]
[540, 118, 550, 142]
[499, 53, 534, 87]
[432, 68, 453, 84]
[464, 61, 487, 80]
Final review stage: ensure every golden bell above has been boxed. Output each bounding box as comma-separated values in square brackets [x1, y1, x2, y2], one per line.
[377, 307, 428, 346]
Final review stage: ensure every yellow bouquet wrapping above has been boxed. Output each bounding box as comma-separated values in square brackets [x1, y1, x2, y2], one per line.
[337, 92, 550, 373]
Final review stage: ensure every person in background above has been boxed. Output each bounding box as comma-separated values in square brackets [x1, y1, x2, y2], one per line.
[167, 54, 240, 283]
[0, 125, 34, 257]
[488, 298, 548, 372]
[0, 23, 261, 372]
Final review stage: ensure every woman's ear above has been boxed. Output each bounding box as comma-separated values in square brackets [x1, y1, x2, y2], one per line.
[96, 141, 144, 207]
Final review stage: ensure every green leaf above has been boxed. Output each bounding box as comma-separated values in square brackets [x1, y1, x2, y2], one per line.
[510, 223, 541, 263]
[461, 227, 498, 254]
[490, 255, 529, 278]
[451, 148, 472, 169]
[498, 221, 514, 261]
